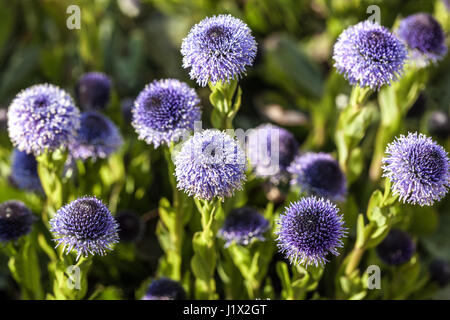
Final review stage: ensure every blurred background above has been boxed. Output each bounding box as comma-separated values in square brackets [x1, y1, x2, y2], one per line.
[0, 0, 449, 299]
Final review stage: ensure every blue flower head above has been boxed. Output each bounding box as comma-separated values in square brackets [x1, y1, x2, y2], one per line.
[0, 201, 35, 242]
[376, 229, 415, 265]
[75, 72, 112, 110]
[142, 278, 186, 300]
[382, 132, 450, 206]
[218, 207, 270, 247]
[70, 111, 123, 161]
[288, 152, 347, 202]
[333, 20, 407, 90]
[7, 84, 81, 156]
[429, 259, 450, 287]
[116, 210, 143, 243]
[275, 196, 347, 267]
[397, 13, 447, 65]
[174, 129, 247, 201]
[10, 149, 42, 192]
[181, 14, 257, 86]
[50, 196, 119, 260]
[247, 124, 298, 184]
[132, 79, 202, 148]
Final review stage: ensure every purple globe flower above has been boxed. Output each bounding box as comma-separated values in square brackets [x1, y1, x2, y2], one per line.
[7, 84, 81, 156]
[397, 13, 447, 65]
[0, 201, 35, 242]
[288, 153, 347, 202]
[50, 196, 119, 259]
[382, 132, 450, 206]
[275, 196, 347, 267]
[10, 149, 42, 192]
[75, 72, 112, 110]
[174, 129, 246, 201]
[132, 79, 202, 148]
[247, 124, 298, 184]
[376, 229, 415, 265]
[69, 111, 123, 161]
[181, 14, 257, 87]
[429, 259, 450, 287]
[218, 207, 270, 247]
[333, 21, 407, 90]
[116, 210, 143, 243]
[141, 278, 186, 300]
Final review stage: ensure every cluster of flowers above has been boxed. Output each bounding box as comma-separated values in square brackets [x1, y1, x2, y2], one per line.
[1, 12, 449, 300]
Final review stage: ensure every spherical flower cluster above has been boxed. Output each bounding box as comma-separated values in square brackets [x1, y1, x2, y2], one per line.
[333, 20, 407, 90]
[116, 210, 143, 243]
[0, 201, 35, 242]
[275, 196, 347, 267]
[75, 72, 112, 110]
[181, 14, 257, 86]
[50, 196, 119, 260]
[174, 129, 246, 201]
[141, 278, 186, 300]
[429, 259, 450, 287]
[288, 153, 347, 202]
[7, 84, 81, 156]
[69, 111, 123, 161]
[376, 229, 415, 265]
[218, 207, 270, 247]
[247, 124, 298, 184]
[382, 132, 450, 206]
[10, 149, 42, 192]
[132, 79, 202, 148]
[397, 13, 447, 65]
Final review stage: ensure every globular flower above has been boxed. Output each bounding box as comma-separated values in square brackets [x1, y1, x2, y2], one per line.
[429, 259, 450, 287]
[376, 229, 415, 265]
[50, 196, 119, 259]
[288, 153, 347, 202]
[397, 13, 447, 65]
[116, 210, 143, 243]
[7, 84, 81, 156]
[10, 149, 42, 192]
[75, 72, 112, 110]
[275, 196, 347, 267]
[181, 14, 257, 87]
[174, 129, 246, 201]
[333, 20, 407, 90]
[382, 132, 450, 206]
[247, 124, 298, 184]
[141, 278, 186, 300]
[218, 207, 270, 247]
[132, 79, 202, 148]
[0, 201, 35, 242]
[69, 111, 123, 161]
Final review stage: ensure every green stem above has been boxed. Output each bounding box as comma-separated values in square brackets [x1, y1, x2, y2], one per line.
[209, 80, 241, 130]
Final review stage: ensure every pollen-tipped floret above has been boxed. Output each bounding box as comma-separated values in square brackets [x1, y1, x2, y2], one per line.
[7, 84, 81, 156]
[382, 132, 450, 206]
[174, 129, 246, 201]
[181, 14, 257, 86]
[333, 20, 407, 90]
[50, 196, 119, 260]
[275, 196, 347, 267]
[132, 79, 202, 148]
